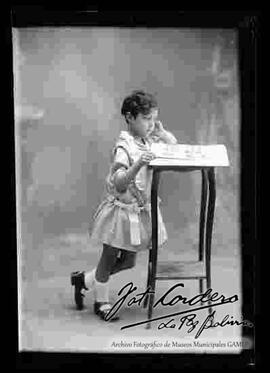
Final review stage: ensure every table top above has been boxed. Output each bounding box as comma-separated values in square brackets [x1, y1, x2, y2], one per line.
[148, 164, 210, 171]
[149, 143, 230, 168]
[148, 159, 228, 170]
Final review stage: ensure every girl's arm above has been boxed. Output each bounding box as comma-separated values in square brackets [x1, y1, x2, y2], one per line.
[158, 129, 177, 144]
[151, 121, 177, 144]
[114, 152, 155, 192]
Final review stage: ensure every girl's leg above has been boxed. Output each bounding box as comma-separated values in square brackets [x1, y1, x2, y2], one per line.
[110, 249, 137, 275]
[94, 244, 121, 320]
[71, 244, 119, 312]
[95, 244, 119, 283]
[82, 244, 121, 291]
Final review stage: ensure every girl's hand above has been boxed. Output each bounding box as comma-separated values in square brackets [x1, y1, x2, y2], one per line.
[151, 120, 177, 144]
[138, 151, 156, 166]
[153, 120, 165, 134]
[148, 120, 166, 138]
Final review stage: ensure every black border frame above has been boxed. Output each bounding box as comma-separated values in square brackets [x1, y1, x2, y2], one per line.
[6, 7, 260, 370]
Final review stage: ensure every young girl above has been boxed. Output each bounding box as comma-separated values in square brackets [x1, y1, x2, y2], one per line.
[71, 90, 177, 321]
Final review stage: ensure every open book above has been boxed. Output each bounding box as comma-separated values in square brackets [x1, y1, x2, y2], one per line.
[150, 143, 230, 167]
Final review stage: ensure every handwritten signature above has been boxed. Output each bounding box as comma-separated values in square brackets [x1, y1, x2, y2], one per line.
[156, 311, 253, 338]
[104, 282, 253, 336]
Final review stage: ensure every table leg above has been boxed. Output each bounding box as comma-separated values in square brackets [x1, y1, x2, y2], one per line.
[199, 169, 208, 299]
[146, 169, 160, 329]
[143, 253, 151, 308]
[206, 168, 216, 314]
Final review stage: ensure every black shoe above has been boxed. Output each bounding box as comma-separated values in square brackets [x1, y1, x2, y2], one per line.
[71, 271, 88, 310]
[94, 301, 119, 322]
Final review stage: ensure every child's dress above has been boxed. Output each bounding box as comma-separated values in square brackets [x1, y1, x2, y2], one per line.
[90, 130, 168, 252]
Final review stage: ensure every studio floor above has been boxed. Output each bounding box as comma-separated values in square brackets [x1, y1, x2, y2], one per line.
[18, 233, 246, 353]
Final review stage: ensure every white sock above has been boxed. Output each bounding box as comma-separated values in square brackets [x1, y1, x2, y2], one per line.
[84, 268, 96, 289]
[94, 280, 109, 303]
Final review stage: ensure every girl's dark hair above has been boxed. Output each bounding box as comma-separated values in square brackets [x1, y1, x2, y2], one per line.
[121, 90, 158, 121]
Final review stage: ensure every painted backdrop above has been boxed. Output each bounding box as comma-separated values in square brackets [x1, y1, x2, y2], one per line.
[14, 27, 240, 282]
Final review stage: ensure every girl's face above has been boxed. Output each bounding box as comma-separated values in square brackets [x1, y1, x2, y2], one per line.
[127, 108, 158, 138]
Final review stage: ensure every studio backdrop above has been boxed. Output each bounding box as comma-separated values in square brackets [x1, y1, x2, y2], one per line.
[13, 26, 241, 352]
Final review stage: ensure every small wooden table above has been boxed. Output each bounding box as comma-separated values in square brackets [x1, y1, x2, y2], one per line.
[143, 150, 229, 328]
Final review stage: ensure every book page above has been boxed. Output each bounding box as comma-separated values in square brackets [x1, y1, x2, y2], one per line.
[150, 143, 230, 167]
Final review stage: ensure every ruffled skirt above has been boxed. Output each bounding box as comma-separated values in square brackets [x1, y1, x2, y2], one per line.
[89, 196, 168, 252]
